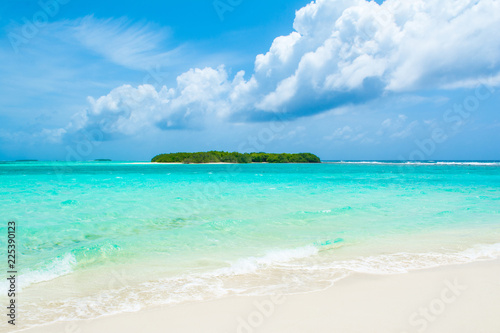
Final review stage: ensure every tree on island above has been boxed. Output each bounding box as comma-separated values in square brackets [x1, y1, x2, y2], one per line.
[151, 151, 321, 164]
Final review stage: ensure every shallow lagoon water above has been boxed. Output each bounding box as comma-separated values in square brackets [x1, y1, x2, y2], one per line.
[1, 161, 499, 329]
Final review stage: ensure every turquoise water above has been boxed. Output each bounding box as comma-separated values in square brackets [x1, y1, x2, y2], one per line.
[1, 161, 500, 329]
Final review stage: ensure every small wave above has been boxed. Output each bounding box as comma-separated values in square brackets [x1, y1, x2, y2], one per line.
[328, 242, 500, 274]
[11, 243, 121, 290]
[325, 161, 500, 166]
[15, 242, 500, 330]
[435, 162, 500, 166]
[140, 242, 500, 300]
[327, 161, 388, 165]
[215, 246, 319, 276]
[13, 253, 77, 290]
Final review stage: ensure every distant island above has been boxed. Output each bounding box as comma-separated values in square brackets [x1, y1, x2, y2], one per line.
[94, 159, 112, 162]
[151, 151, 321, 164]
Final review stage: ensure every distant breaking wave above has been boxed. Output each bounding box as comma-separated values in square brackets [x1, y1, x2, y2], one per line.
[324, 161, 500, 166]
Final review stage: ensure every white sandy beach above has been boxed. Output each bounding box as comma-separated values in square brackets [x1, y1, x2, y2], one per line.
[21, 259, 500, 333]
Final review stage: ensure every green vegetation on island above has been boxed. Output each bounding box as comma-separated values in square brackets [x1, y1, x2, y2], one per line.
[151, 151, 321, 164]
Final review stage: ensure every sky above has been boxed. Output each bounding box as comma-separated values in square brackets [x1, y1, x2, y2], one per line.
[0, 0, 499, 161]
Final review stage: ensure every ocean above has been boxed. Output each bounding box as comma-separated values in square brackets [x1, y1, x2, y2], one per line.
[1, 161, 499, 330]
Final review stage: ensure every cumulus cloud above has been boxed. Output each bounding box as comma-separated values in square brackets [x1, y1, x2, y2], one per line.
[64, 66, 248, 139]
[59, 0, 500, 140]
[253, 0, 500, 112]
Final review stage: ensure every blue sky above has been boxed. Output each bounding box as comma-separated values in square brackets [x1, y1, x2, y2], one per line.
[0, 0, 499, 161]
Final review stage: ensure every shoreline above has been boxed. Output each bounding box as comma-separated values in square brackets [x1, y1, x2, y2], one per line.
[19, 259, 500, 333]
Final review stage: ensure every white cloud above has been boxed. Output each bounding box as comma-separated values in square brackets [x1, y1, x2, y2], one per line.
[376, 114, 421, 139]
[381, 114, 407, 129]
[63, 66, 247, 137]
[391, 120, 419, 139]
[71, 15, 176, 70]
[54, 0, 500, 140]
[325, 125, 353, 140]
[83, 84, 169, 135]
[255, 0, 500, 112]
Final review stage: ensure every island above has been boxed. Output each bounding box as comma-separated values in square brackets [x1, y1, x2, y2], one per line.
[151, 151, 321, 164]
